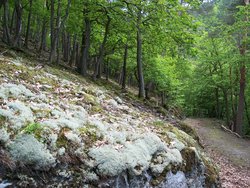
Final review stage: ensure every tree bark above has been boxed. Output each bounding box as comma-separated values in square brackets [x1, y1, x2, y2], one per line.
[69, 34, 77, 67]
[49, 0, 55, 62]
[121, 44, 128, 90]
[136, 10, 145, 98]
[2, 0, 11, 44]
[236, 64, 245, 135]
[13, 0, 23, 47]
[235, 0, 249, 135]
[80, 17, 91, 76]
[215, 87, 220, 118]
[93, 16, 111, 79]
[39, 18, 47, 53]
[49, 0, 71, 63]
[24, 0, 32, 48]
[223, 89, 230, 126]
[49, 0, 60, 63]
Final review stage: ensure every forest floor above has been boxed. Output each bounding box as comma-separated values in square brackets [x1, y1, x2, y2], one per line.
[183, 118, 250, 188]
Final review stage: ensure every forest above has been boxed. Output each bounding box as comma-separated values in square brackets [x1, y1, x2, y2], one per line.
[1, 0, 250, 187]
[0, 0, 249, 135]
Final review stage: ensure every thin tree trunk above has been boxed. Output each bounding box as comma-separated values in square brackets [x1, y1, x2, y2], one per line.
[49, 0, 55, 62]
[236, 64, 246, 135]
[80, 17, 91, 76]
[223, 89, 230, 126]
[2, 0, 11, 44]
[10, 6, 15, 34]
[136, 9, 145, 98]
[215, 87, 220, 118]
[49, 0, 60, 63]
[121, 44, 128, 90]
[69, 34, 77, 67]
[105, 59, 109, 81]
[49, 0, 71, 63]
[13, 0, 22, 47]
[24, 0, 32, 48]
[93, 16, 111, 79]
[39, 18, 47, 53]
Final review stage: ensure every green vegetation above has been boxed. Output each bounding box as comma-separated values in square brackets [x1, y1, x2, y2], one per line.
[23, 122, 42, 134]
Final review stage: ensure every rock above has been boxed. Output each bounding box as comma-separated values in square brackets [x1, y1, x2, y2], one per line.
[115, 96, 123, 104]
[157, 171, 188, 188]
[107, 99, 119, 108]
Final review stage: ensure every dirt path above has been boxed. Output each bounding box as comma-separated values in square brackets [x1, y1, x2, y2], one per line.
[183, 118, 250, 188]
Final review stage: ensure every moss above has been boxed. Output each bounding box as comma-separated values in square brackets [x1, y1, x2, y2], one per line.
[38, 77, 59, 90]
[56, 128, 71, 148]
[21, 122, 44, 141]
[90, 106, 103, 114]
[23, 122, 42, 133]
[201, 155, 220, 187]
[32, 108, 51, 118]
[152, 120, 165, 127]
[180, 147, 197, 172]
[78, 125, 99, 148]
[0, 115, 7, 125]
[177, 121, 200, 142]
[83, 93, 99, 106]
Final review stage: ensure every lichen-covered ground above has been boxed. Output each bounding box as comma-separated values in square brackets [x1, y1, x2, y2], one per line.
[0, 52, 219, 187]
[184, 118, 250, 188]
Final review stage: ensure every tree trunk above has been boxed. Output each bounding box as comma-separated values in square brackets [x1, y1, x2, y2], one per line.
[236, 0, 248, 135]
[80, 17, 91, 76]
[69, 34, 77, 67]
[66, 33, 71, 62]
[136, 10, 145, 98]
[223, 89, 230, 127]
[2, 0, 11, 44]
[49, 0, 55, 62]
[105, 59, 109, 81]
[49, 0, 61, 63]
[93, 16, 111, 79]
[10, 5, 16, 34]
[49, 0, 71, 63]
[121, 44, 128, 90]
[24, 0, 32, 48]
[236, 64, 245, 135]
[13, 0, 22, 47]
[39, 18, 47, 53]
[215, 87, 220, 118]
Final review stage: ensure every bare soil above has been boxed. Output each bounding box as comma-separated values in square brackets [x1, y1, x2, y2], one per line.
[183, 118, 250, 188]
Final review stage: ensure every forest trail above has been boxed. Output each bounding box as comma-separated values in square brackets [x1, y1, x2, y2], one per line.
[183, 118, 250, 188]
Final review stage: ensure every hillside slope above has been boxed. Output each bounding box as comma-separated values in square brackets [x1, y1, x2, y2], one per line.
[0, 52, 219, 188]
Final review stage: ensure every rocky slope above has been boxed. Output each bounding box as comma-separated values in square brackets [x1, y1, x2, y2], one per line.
[0, 53, 220, 187]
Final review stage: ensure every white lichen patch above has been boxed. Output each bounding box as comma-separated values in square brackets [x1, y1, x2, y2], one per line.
[0, 83, 35, 99]
[64, 131, 81, 144]
[8, 134, 56, 170]
[88, 133, 168, 177]
[0, 128, 10, 144]
[0, 100, 34, 130]
[150, 149, 183, 175]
